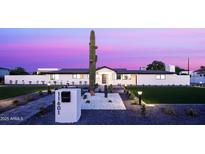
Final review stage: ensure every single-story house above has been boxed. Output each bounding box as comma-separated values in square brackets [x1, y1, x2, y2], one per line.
[0, 67, 10, 83]
[5, 66, 190, 86]
[191, 66, 205, 85]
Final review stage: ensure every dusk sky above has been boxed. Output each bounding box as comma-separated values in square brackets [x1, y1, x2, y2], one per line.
[0, 28, 204, 72]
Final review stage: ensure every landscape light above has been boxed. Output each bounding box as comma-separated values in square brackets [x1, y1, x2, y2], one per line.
[199, 81, 203, 87]
[47, 83, 51, 86]
[137, 91, 143, 95]
[137, 91, 143, 105]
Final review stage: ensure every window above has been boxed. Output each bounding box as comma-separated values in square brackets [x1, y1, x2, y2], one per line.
[72, 81, 74, 85]
[79, 81, 82, 85]
[84, 81, 87, 85]
[41, 81, 45, 84]
[50, 74, 59, 80]
[36, 81, 39, 84]
[122, 74, 131, 80]
[161, 75, 166, 80]
[73, 74, 84, 79]
[156, 75, 166, 80]
[117, 74, 121, 80]
[22, 80, 25, 84]
[29, 81, 32, 84]
[15, 80, 18, 84]
[156, 75, 161, 80]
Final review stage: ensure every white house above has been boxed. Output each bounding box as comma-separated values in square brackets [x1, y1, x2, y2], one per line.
[191, 67, 205, 85]
[0, 67, 10, 83]
[5, 66, 190, 86]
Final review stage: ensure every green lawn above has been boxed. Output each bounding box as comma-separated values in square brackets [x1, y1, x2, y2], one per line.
[127, 86, 205, 104]
[0, 85, 50, 100]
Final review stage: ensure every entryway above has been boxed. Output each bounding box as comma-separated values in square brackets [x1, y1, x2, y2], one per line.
[102, 74, 108, 84]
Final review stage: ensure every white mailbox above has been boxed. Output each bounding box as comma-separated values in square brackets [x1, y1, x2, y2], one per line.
[55, 88, 81, 123]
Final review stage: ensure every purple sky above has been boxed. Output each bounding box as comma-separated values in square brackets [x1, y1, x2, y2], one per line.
[0, 28, 204, 72]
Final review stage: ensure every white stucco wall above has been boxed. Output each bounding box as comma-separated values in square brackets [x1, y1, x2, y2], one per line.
[4, 71, 190, 86]
[4, 74, 89, 85]
[137, 74, 190, 86]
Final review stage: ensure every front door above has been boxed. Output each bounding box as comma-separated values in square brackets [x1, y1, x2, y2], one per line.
[102, 74, 108, 84]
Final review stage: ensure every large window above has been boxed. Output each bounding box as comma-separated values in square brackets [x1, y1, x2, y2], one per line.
[50, 74, 59, 80]
[156, 75, 166, 80]
[117, 74, 121, 80]
[122, 74, 131, 80]
[72, 74, 84, 79]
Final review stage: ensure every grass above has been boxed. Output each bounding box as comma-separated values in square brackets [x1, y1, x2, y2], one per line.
[127, 86, 205, 104]
[0, 85, 50, 100]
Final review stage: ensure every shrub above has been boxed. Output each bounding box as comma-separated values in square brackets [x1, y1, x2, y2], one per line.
[161, 107, 176, 116]
[86, 100, 90, 103]
[12, 100, 19, 106]
[39, 91, 43, 96]
[141, 104, 146, 114]
[37, 107, 48, 116]
[129, 93, 136, 100]
[47, 89, 52, 94]
[131, 100, 138, 105]
[24, 95, 34, 102]
[108, 84, 113, 93]
[83, 95, 87, 100]
[108, 100, 112, 103]
[186, 108, 198, 117]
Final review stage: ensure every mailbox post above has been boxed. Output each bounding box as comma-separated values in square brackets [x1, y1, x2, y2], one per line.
[55, 88, 81, 123]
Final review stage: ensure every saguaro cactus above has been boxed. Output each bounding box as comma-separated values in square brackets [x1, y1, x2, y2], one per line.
[89, 30, 98, 96]
[104, 85, 108, 98]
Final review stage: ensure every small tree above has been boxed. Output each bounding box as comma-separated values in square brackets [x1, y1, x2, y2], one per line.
[10, 67, 29, 75]
[175, 66, 185, 75]
[146, 61, 165, 71]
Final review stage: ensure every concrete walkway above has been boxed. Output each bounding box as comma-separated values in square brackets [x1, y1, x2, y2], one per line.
[0, 94, 54, 125]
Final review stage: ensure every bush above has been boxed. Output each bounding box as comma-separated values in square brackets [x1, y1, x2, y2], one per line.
[86, 100, 90, 103]
[108, 84, 113, 93]
[129, 93, 136, 100]
[12, 100, 20, 106]
[39, 91, 43, 96]
[141, 104, 146, 114]
[83, 95, 87, 100]
[131, 100, 138, 105]
[37, 107, 48, 116]
[47, 89, 52, 94]
[161, 107, 176, 116]
[24, 95, 34, 102]
[186, 108, 198, 117]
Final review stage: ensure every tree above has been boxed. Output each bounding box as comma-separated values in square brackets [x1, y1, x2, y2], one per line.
[10, 67, 29, 75]
[146, 61, 165, 71]
[175, 66, 185, 75]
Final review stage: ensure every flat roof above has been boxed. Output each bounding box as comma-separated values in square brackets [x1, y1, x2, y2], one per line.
[42, 66, 175, 75]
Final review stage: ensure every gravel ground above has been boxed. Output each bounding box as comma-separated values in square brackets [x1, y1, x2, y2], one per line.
[22, 103, 205, 125]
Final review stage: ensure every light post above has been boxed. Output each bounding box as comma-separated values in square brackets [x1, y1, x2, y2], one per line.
[137, 91, 143, 105]
[47, 83, 51, 94]
[199, 81, 203, 87]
